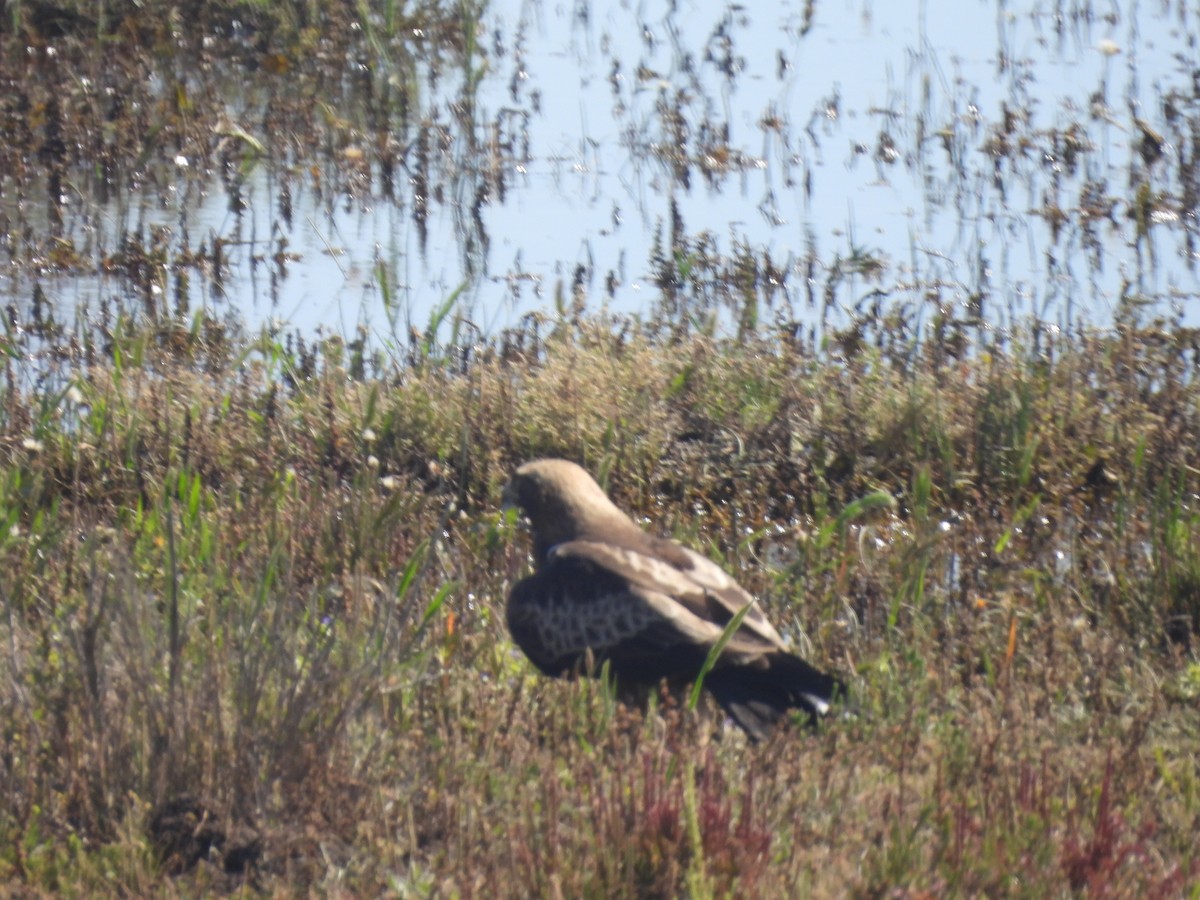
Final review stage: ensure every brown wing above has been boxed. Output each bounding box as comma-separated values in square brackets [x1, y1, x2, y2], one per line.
[561, 539, 788, 650]
[506, 544, 777, 686]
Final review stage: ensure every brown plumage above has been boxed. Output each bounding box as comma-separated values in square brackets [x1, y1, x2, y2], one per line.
[502, 458, 845, 739]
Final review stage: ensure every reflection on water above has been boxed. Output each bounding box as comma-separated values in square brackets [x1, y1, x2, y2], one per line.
[3, 0, 1200, 345]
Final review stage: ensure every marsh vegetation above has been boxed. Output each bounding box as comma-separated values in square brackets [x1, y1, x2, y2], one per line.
[2, 0, 1199, 896]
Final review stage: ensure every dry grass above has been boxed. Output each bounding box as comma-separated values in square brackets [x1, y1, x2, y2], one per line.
[1, 309, 1198, 896]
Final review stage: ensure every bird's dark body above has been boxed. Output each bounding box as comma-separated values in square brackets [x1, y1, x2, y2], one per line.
[507, 552, 713, 684]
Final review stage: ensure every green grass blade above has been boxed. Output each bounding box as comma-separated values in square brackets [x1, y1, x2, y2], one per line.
[688, 602, 754, 711]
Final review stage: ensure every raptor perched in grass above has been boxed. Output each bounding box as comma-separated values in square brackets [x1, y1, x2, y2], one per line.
[502, 458, 845, 739]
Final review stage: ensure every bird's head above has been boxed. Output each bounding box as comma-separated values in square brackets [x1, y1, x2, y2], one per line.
[502, 459, 636, 561]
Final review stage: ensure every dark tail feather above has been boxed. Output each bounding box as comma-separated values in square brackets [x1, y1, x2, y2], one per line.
[705, 652, 846, 741]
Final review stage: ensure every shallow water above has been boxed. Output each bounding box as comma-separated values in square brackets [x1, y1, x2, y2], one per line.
[4, 0, 1200, 344]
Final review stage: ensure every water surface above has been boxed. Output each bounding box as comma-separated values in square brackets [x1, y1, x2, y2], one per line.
[4, 0, 1199, 345]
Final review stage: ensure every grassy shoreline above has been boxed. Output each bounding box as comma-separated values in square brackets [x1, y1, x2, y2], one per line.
[1, 311, 1198, 895]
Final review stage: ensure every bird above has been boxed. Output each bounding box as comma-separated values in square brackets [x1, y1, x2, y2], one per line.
[501, 458, 845, 740]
